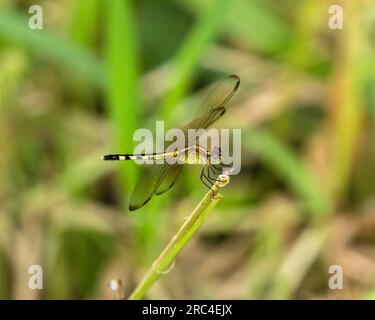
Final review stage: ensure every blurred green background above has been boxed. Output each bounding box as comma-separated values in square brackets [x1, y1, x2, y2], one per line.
[0, 0, 374, 299]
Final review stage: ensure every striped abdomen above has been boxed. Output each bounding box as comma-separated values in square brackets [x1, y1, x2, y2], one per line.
[101, 146, 211, 164]
[101, 151, 178, 161]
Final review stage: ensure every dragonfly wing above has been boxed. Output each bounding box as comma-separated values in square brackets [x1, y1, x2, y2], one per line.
[129, 164, 172, 211]
[128, 75, 240, 211]
[186, 74, 240, 134]
[155, 164, 183, 195]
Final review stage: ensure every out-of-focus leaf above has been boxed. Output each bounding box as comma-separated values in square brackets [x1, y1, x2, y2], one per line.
[175, 0, 290, 54]
[245, 129, 329, 217]
[0, 250, 11, 299]
[161, 0, 230, 121]
[363, 290, 375, 300]
[46, 228, 114, 299]
[104, 0, 165, 264]
[105, 0, 140, 189]
[0, 7, 105, 88]
[329, 2, 366, 200]
[268, 225, 330, 298]
[69, 0, 100, 47]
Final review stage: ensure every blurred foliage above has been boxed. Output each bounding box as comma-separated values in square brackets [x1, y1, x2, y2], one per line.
[0, 0, 374, 299]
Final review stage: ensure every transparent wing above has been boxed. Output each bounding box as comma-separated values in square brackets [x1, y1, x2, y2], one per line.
[129, 164, 171, 211]
[155, 165, 183, 195]
[182, 74, 240, 145]
[129, 163, 182, 211]
[129, 75, 240, 211]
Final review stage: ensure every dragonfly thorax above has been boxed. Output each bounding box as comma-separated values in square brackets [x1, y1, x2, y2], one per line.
[178, 146, 211, 165]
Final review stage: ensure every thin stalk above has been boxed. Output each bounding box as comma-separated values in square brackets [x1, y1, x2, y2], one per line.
[128, 175, 230, 300]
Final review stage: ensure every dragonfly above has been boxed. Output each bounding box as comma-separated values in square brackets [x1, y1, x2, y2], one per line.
[101, 74, 240, 211]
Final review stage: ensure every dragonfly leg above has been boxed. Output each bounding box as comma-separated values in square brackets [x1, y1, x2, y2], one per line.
[211, 164, 222, 174]
[200, 174, 213, 190]
[203, 167, 215, 185]
[200, 167, 215, 196]
[220, 163, 232, 168]
[206, 166, 219, 183]
[208, 165, 219, 181]
[211, 163, 232, 176]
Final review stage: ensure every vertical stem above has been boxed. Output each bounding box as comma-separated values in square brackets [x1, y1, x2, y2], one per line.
[128, 175, 230, 300]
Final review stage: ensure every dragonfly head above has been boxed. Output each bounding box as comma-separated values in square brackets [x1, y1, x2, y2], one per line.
[210, 146, 222, 164]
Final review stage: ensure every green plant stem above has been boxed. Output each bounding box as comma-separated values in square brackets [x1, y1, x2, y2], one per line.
[128, 175, 230, 300]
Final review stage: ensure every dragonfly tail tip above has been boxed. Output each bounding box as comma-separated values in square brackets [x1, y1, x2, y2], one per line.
[101, 154, 118, 160]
